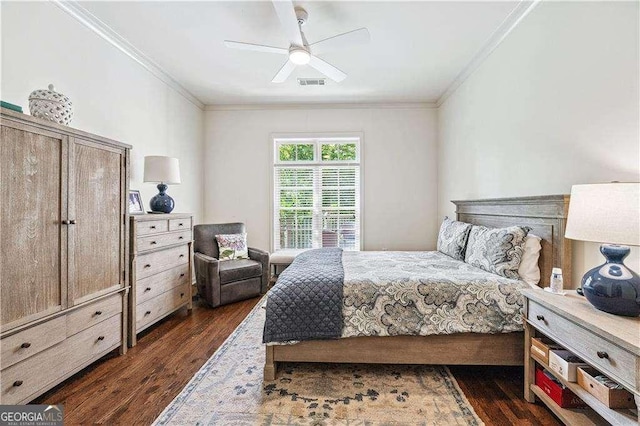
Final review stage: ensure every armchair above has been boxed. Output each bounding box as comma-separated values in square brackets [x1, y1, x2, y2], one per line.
[194, 223, 269, 308]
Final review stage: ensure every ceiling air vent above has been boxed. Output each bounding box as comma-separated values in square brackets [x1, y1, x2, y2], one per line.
[297, 78, 326, 86]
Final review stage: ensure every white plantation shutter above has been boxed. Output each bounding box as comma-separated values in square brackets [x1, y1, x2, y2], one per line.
[273, 138, 361, 251]
[318, 167, 360, 250]
[273, 167, 315, 249]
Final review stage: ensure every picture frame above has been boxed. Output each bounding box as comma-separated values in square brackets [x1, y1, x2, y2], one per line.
[129, 190, 145, 215]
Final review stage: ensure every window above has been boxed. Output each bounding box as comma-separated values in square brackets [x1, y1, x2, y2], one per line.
[273, 137, 361, 251]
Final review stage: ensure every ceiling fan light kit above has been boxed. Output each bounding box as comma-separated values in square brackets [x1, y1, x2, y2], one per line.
[289, 48, 310, 65]
[224, 0, 370, 84]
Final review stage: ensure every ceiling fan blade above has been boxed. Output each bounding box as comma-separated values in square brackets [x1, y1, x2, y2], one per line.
[272, 60, 297, 83]
[310, 28, 370, 55]
[308, 56, 347, 82]
[224, 41, 288, 55]
[272, 0, 304, 46]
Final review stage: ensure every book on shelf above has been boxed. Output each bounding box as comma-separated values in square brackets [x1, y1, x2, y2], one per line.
[1, 101, 23, 113]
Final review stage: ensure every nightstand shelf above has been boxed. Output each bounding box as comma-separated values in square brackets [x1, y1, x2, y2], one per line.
[530, 385, 608, 426]
[521, 288, 640, 426]
[531, 354, 637, 425]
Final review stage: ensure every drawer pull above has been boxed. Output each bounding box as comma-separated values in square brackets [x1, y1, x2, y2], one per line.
[178, 223, 184, 227]
[180, 293, 185, 298]
[180, 273, 185, 277]
[150, 241, 157, 245]
[13, 380, 23, 387]
[150, 225, 156, 229]
[145, 287, 151, 292]
[536, 315, 545, 321]
[597, 351, 609, 359]
[62, 220, 69, 225]
[94, 310, 103, 316]
[144, 264, 151, 268]
[20, 342, 31, 349]
[69, 219, 76, 225]
[97, 336, 105, 341]
[178, 236, 184, 240]
[145, 311, 151, 316]
[179, 254, 185, 258]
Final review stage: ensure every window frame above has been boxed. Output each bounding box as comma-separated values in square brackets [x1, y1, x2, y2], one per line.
[270, 132, 364, 252]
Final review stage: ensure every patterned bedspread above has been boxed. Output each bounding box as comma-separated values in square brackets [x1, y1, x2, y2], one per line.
[341, 251, 529, 338]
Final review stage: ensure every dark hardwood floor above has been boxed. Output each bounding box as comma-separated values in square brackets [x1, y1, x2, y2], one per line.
[35, 296, 560, 425]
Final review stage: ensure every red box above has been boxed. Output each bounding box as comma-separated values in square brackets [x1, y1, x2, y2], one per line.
[535, 368, 586, 408]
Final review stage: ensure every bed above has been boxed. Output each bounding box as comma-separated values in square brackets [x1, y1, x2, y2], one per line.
[263, 195, 571, 380]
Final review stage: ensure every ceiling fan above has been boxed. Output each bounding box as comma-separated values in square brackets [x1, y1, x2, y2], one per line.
[224, 0, 370, 83]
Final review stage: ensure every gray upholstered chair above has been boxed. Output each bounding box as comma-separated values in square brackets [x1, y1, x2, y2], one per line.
[194, 223, 269, 308]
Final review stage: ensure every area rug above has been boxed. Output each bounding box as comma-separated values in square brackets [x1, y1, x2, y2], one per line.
[154, 299, 483, 425]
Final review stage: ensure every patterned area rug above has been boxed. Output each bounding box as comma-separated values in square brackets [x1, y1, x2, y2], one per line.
[154, 300, 483, 425]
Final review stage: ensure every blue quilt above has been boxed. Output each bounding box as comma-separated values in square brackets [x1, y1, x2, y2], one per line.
[263, 248, 344, 343]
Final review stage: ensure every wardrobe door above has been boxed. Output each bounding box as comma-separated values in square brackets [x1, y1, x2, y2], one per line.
[0, 124, 68, 331]
[68, 138, 125, 305]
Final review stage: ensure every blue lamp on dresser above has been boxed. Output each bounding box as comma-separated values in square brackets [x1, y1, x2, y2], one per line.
[144, 156, 181, 214]
[565, 182, 640, 316]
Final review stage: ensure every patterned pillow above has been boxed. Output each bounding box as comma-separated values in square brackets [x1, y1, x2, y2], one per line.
[436, 217, 473, 260]
[215, 233, 249, 260]
[464, 225, 530, 279]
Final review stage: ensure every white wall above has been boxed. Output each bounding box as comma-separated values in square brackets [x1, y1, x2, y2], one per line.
[204, 107, 438, 252]
[1, 2, 204, 221]
[437, 1, 640, 285]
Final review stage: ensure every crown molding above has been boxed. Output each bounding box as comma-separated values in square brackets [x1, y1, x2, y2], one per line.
[205, 102, 437, 111]
[52, 0, 537, 112]
[52, 0, 205, 110]
[436, 0, 541, 107]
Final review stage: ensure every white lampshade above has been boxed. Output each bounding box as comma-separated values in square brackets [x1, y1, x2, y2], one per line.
[565, 183, 640, 246]
[143, 156, 181, 184]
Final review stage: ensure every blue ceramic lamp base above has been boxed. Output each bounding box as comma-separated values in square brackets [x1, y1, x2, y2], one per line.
[581, 244, 640, 317]
[149, 183, 175, 214]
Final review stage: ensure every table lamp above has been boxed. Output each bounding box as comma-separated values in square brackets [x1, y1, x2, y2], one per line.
[565, 182, 640, 316]
[143, 156, 181, 213]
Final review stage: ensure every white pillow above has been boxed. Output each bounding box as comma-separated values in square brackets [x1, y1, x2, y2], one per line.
[518, 234, 542, 286]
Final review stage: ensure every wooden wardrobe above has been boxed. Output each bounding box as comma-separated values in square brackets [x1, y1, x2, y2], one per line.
[0, 107, 131, 404]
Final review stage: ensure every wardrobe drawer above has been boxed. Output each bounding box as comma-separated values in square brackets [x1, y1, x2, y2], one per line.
[65, 314, 121, 369]
[1, 315, 121, 405]
[136, 283, 190, 331]
[528, 301, 637, 392]
[136, 263, 190, 305]
[169, 217, 191, 231]
[136, 245, 189, 280]
[67, 293, 122, 336]
[137, 219, 169, 236]
[1, 316, 66, 370]
[137, 230, 192, 253]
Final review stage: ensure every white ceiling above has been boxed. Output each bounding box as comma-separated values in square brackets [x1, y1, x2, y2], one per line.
[78, 1, 519, 105]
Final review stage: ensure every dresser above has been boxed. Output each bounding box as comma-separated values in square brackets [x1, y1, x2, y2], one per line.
[522, 288, 640, 425]
[129, 214, 193, 346]
[0, 107, 130, 404]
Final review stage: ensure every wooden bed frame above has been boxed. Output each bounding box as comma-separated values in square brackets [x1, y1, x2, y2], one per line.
[264, 195, 571, 380]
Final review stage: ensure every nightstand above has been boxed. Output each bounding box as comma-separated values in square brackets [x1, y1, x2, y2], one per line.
[522, 288, 640, 425]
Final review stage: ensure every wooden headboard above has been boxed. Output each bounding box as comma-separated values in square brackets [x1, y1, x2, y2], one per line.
[452, 195, 571, 288]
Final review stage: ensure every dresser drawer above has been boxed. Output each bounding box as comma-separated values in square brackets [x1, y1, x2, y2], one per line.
[528, 301, 637, 392]
[136, 263, 190, 305]
[66, 293, 122, 336]
[137, 229, 192, 253]
[169, 217, 191, 231]
[137, 219, 169, 236]
[0, 316, 66, 370]
[136, 283, 190, 331]
[0, 314, 121, 405]
[136, 245, 189, 280]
